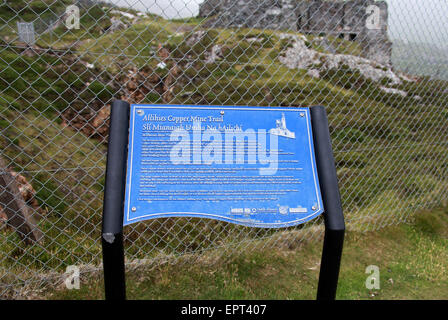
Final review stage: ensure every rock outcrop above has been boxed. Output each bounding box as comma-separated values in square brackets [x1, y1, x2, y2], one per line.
[278, 33, 407, 85]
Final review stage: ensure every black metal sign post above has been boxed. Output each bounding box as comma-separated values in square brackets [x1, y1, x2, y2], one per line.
[310, 106, 345, 301]
[101, 101, 344, 300]
[101, 100, 130, 300]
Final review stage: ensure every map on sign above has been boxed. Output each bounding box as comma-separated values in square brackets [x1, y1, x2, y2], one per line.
[123, 105, 323, 228]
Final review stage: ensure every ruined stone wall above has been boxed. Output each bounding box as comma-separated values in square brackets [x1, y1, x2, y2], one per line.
[198, 0, 224, 18]
[199, 0, 392, 65]
[201, 0, 298, 31]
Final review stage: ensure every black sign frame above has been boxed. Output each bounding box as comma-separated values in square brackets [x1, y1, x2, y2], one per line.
[101, 100, 345, 300]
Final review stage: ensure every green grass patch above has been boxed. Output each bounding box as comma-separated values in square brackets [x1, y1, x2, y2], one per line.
[47, 206, 448, 300]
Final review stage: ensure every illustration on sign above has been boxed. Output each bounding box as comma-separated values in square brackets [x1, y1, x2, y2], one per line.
[270, 113, 296, 139]
[123, 105, 323, 228]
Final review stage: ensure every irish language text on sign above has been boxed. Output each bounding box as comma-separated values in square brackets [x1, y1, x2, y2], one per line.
[124, 105, 323, 228]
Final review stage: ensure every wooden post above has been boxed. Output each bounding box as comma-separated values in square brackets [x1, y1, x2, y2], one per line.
[0, 156, 42, 244]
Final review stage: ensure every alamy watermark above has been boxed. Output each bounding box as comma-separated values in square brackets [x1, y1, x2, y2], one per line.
[366, 5, 381, 30]
[365, 265, 380, 290]
[65, 5, 80, 30]
[64, 265, 80, 290]
[168, 120, 279, 175]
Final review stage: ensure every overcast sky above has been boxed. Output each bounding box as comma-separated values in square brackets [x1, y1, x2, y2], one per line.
[387, 0, 448, 46]
[104, 0, 448, 46]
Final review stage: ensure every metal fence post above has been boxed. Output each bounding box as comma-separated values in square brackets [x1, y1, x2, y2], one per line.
[310, 106, 345, 301]
[101, 100, 130, 300]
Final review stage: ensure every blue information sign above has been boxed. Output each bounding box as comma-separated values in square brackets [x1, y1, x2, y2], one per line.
[123, 105, 323, 228]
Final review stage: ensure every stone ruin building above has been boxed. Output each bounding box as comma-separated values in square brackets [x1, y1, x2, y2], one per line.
[199, 0, 392, 65]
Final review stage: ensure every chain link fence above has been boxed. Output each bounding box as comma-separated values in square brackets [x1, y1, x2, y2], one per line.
[0, 0, 447, 298]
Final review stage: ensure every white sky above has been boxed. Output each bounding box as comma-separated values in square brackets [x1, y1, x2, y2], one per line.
[104, 0, 448, 46]
[387, 0, 448, 46]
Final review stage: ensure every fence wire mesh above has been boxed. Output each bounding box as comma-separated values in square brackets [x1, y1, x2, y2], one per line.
[0, 0, 447, 298]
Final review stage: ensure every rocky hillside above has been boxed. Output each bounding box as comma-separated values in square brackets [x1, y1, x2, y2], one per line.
[0, 1, 447, 294]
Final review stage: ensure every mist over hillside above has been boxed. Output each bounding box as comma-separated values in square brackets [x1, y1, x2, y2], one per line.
[392, 40, 448, 80]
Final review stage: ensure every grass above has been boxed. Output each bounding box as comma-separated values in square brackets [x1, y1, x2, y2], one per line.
[46, 206, 448, 300]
